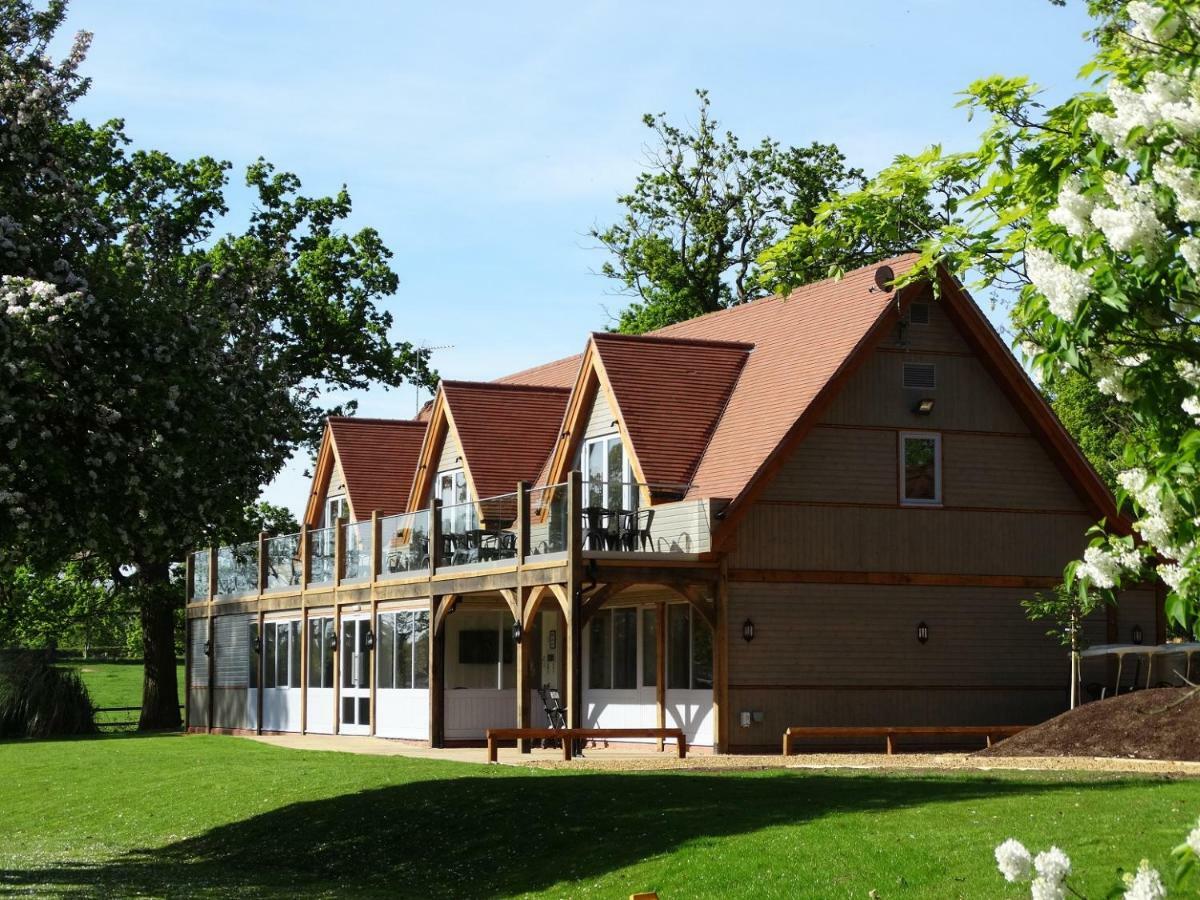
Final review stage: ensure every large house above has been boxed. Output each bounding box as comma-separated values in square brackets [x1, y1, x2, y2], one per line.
[184, 255, 1158, 752]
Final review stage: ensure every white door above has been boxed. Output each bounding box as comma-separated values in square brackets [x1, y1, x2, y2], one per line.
[340, 616, 371, 735]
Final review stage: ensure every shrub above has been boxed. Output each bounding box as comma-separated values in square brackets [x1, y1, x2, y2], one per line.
[0, 651, 97, 738]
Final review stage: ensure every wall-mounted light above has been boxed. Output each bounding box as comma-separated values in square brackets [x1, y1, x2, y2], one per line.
[365, 627, 375, 651]
[917, 621, 929, 644]
[512, 619, 523, 644]
[742, 619, 755, 643]
[203, 639, 212, 657]
[914, 398, 935, 415]
[1131, 624, 1144, 645]
[252, 635, 262, 654]
[328, 630, 339, 653]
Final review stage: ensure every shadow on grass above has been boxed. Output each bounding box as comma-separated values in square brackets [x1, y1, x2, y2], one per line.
[0, 767, 1123, 898]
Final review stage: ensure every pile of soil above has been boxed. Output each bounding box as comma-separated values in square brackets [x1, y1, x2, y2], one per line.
[978, 688, 1200, 761]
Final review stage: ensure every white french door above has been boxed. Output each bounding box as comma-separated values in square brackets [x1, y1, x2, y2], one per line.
[340, 615, 371, 735]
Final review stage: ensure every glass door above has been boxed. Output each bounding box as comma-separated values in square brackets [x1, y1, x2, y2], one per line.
[340, 616, 371, 735]
[582, 435, 637, 549]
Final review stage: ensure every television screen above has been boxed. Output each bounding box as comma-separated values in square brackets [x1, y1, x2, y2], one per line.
[458, 629, 500, 665]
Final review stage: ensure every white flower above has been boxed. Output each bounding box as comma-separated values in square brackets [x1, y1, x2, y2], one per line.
[1181, 236, 1200, 274]
[1154, 161, 1200, 221]
[1049, 177, 1096, 237]
[995, 838, 1033, 883]
[1186, 820, 1200, 856]
[1031, 876, 1065, 900]
[1091, 175, 1166, 255]
[1183, 395, 1200, 423]
[1026, 247, 1092, 320]
[1123, 859, 1167, 900]
[1158, 562, 1187, 591]
[1034, 846, 1072, 885]
[1077, 545, 1129, 588]
[1128, 1, 1179, 43]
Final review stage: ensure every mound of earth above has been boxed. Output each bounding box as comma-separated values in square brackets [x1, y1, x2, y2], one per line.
[978, 688, 1200, 761]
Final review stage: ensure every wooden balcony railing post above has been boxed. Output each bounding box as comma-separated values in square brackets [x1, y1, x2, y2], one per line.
[517, 481, 530, 565]
[207, 546, 217, 603]
[429, 499, 442, 577]
[371, 510, 382, 585]
[185, 553, 195, 604]
[565, 470, 583, 728]
[257, 530, 267, 596]
[334, 516, 346, 587]
[300, 523, 311, 587]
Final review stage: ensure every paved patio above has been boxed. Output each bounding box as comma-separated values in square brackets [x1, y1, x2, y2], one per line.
[239, 733, 1200, 777]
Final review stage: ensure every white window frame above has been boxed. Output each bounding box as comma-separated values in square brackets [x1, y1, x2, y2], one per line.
[326, 494, 350, 526]
[899, 431, 942, 506]
[436, 468, 473, 534]
[263, 618, 302, 690]
[581, 433, 637, 514]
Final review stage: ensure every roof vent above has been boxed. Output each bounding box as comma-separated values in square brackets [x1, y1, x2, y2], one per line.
[908, 302, 930, 325]
[903, 362, 936, 390]
[873, 265, 895, 293]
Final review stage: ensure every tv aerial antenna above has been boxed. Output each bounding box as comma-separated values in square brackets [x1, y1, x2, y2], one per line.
[415, 342, 453, 416]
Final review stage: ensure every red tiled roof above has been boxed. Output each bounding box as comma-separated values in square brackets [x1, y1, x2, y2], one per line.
[327, 417, 427, 518]
[493, 354, 581, 388]
[441, 381, 571, 499]
[591, 333, 752, 491]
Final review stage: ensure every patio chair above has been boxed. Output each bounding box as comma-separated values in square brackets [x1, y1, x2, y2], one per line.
[537, 685, 583, 755]
[494, 530, 517, 560]
[629, 508, 654, 551]
[584, 506, 608, 551]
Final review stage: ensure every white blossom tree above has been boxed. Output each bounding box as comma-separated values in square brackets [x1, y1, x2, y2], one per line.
[762, 0, 1200, 636]
[0, 1, 431, 726]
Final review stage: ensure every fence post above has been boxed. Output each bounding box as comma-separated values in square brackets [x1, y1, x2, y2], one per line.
[517, 481, 530, 565]
[207, 546, 217, 602]
[257, 530, 267, 596]
[185, 553, 195, 604]
[300, 523, 311, 588]
[371, 510, 382, 585]
[429, 500, 442, 577]
[335, 516, 347, 587]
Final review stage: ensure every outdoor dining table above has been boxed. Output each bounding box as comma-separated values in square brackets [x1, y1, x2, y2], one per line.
[1080, 642, 1200, 694]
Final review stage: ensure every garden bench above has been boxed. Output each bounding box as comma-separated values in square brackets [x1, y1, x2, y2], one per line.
[486, 727, 686, 762]
[781, 725, 1029, 756]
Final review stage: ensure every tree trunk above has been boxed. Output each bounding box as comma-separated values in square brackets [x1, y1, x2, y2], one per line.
[139, 563, 181, 730]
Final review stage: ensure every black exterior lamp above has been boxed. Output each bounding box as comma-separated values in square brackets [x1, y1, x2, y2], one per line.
[742, 619, 755, 643]
[365, 627, 375, 651]
[917, 621, 930, 644]
[1131, 624, 1144, 645]
[203, 638, 212, 657]
[512, 619, 523, 644]
[252, 635, 262, 654]
[328, 630, 339, 653]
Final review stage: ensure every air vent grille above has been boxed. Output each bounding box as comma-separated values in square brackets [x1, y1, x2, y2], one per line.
[903, 363, 936, 390]
[909, 302, 930, 325]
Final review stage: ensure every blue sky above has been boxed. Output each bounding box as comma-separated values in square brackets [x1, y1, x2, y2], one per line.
[62, 0, 1097, 519]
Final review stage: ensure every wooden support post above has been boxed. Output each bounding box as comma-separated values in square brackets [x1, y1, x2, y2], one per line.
[515, 588, 531, 753]
[205, 545, 216, 733]
[371, 510, 382, 586]
[369, 595, 378, 737]
[207, 546, 217, 602]
[885, 733, 894, 755]
[205, 610, 215, 734]
[334, 515, 347, 586]
[333, 603, 342, 736]
[300, 524, 311, 587]
[300, 608, 309, 735]
[565, 470, 583, 728]
[714, 561, 729, 754]
[185, 553, 195, 604]
[517, 481, 530, 564]
[256, 609, 265, 735]
[429, 500, 441, 577]
[183, 614, 192, 730]
[429, 594, 445, 748]
[257, 530, 268, 596]
[656, 602, 666, 751]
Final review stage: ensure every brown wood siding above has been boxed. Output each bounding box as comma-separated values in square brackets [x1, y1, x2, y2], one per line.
[760, 426, 895, 504]
[730, 504, 1095, 576]
[584, 386, 615, 442]
[435, 426, 462, 484]
[942, 433, 1088, 511]
[895, 297, 971, 354]
[822, 350, 1030, 433]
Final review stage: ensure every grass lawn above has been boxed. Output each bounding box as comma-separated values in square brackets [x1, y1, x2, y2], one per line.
[2, 736, 1199, 898]
[58, 661, 184, 711]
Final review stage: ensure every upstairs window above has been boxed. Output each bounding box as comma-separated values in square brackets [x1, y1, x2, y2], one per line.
[326, 495, 350, 525]
[582, 434, 637, 514]
[900, 432, 941, 505]
[437, 468, 474, 535]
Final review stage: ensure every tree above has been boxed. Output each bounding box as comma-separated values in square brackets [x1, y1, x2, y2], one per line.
[1045, 369, 1150, 491]
[1023, 583, 1105, 708]
[0, 2, 430, 727]
[762, 0, 1200, 636]
[0, 559, 126, 655]
[592, 90, 932, 333]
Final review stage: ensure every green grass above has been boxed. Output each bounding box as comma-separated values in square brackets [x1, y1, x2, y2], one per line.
[58, 661, 183, 710]
[1, 735, 1199, 898]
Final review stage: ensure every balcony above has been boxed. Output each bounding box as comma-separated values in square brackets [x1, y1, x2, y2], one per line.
[186, 474, 719, 605]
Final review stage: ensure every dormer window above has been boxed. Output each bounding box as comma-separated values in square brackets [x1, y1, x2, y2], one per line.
[326, 495, 349, 526]
[436, 468, 473, 535]
[582, 434, 637, 514]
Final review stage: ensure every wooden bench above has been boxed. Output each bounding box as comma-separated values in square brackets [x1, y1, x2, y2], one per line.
[486, 728, 687, 762]
[781, 725, 1029, 756]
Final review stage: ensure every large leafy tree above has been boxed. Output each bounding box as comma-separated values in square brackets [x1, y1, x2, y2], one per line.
[762, 0, 1200, 633]
[0, 1, 429, 726]
[593, 90, 933, 333]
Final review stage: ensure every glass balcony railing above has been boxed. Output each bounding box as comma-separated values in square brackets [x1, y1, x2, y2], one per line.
[191, 549, 210, 600]
[341, 520, 373, 583]
[308, 525, 335, 587]
[378, 510, 430, 578]
[580, 483, 710, 555]
[216, 541, 258, 598]
[528, 482, 568, 557]
[264, 532, 302, 591]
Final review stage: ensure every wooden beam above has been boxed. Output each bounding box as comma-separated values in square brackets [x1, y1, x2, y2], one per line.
[728, 568, 1063, 589]
[369, 594, 378, 737]
[433, 593, 460, 637]
[256, 608, 264, 735]
[515, 587, 531, 752]
[656, 601, 666, 752]
[566, 470, 583, 728]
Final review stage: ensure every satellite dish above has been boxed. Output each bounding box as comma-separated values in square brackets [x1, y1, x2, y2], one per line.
[874, 265, 895, 293]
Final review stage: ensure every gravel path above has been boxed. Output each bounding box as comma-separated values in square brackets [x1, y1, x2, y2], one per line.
[515, 751, 1200, 777]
